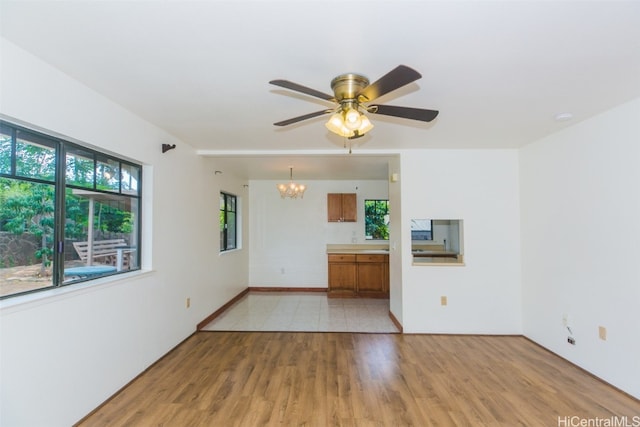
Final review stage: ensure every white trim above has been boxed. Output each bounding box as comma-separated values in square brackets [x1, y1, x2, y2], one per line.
[196, 149, 401, 157]
[0, 269, 154, 314]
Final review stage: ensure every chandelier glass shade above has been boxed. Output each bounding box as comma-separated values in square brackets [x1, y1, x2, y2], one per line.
[325, 101, 374, 138]
[277, 167, 306, 199]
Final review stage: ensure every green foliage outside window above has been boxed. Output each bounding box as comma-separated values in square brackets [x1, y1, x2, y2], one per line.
[0, 179, 55, 273]
[365, 200, 389, 240]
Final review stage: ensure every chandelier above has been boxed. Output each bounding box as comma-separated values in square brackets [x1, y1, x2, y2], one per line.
[277, 167, 306, 199]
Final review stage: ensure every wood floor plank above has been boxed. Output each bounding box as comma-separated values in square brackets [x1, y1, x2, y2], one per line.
[75, 332, 640, 426]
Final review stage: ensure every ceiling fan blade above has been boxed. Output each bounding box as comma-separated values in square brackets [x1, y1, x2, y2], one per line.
[357, 65, 422, 102]
[269, 79, 335, 101]
[274, 109, 333, 126]
[369, 104, 439, 122]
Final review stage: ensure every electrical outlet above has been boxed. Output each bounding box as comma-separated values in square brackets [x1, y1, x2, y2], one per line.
[186, 297, 191, 309]
[440, 296, 447, 306]
[599, 326, 607, 341]
[567, 337, 576, 345]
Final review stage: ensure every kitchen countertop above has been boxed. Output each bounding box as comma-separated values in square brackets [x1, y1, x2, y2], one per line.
[327, 249, 390, 254]
[326, 244, 464, 265]
[326, 244, 389, 255]
[326, 245, 459, 256]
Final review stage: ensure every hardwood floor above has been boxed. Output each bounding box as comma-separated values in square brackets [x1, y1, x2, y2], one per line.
[77, 332, 640, 426]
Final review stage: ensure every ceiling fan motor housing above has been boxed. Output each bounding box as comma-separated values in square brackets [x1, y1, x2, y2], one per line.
[330, 73, 369, 102]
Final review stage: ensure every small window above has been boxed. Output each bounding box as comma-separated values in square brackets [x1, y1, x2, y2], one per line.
[120, 163, 140, 195]
[16, 130, 56, 181]
[411, 219, 464, 265]
[220, 192, 237, 251]
[96, 156, 120, 193]
[66, 146, 95, 188]
[364, 199, 389, 240]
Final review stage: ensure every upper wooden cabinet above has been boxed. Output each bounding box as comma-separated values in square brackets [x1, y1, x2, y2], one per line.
[327, 193, 357, 222]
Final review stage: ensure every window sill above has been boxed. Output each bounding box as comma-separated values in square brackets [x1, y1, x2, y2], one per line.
[412, 261, 466, 267]
[0, 269, 154, 314]
[219, 248, 242, 255]
[412, 254, 465, 266]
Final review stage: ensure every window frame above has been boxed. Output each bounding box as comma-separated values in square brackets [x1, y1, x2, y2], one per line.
[219, 191, 237, 252]
[0, 120, 142, 299]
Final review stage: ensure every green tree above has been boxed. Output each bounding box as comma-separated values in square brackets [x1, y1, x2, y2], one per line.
[0, 178, 55, 275]
[96, 202, 133, 234]
[365, 200, 389, 240]
[64, 192, 89, 239]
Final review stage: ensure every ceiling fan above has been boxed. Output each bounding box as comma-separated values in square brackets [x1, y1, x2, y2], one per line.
[269, 65, 439, 139]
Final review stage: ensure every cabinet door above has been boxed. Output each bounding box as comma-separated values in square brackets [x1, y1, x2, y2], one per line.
[328, 262, 357, 293]
[356, 262, 386, 293]
[327, 193, 343, 222]
[341, 193, 357, 222]
[327, 193, 357, 222]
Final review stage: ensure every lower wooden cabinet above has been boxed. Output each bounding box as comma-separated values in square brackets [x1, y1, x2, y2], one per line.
[328, 253, 389, 298]
[356, 254, 388, 295]
[327, 254, 357, 296]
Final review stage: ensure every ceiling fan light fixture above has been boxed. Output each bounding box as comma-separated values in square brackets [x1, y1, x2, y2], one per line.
[325, 105, 374, 138]
[326, 112, 345, 131]
[325, 112, 351, 137]
[358, 114, 373, 134]
[344, 107, 362, 130]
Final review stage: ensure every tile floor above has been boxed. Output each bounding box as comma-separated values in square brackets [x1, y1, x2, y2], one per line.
[201, 292, 400, 333]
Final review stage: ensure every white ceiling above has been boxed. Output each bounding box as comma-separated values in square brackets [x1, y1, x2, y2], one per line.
[2, 1, 639, 180]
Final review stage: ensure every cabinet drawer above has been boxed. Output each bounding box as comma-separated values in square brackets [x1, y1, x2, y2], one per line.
[328, 254, 356, 263]
[356, 254, 388, 263]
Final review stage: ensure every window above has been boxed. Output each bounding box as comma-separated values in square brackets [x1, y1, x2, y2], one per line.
[411, 219, 433, 241]
[364, 199, 389, 240]
[220, 192, 237, 251]
[411, 219, 464, 265]
[0, 121, 142, 299]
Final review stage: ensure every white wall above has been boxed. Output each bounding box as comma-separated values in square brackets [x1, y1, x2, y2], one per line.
[0, 38, 249, 426]
[520, 98, 640, 399]
[388, 156, 403, 324]
[249, 179, 388, 287]
[400, 150, 522, 334]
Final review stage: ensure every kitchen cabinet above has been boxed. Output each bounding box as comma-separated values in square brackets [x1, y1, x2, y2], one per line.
[327, 254, 357, 296]
[356, 254, 388, 296]
[328, 253, 389, 297]
[327, 193, 357, 222]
